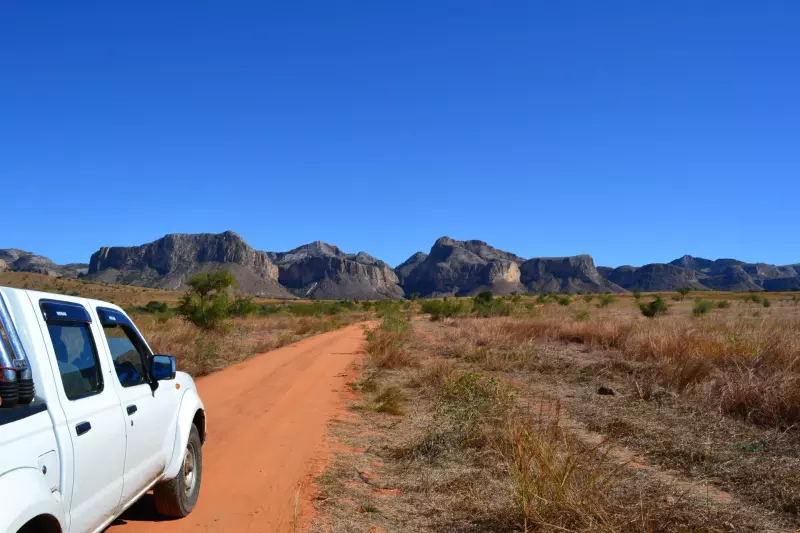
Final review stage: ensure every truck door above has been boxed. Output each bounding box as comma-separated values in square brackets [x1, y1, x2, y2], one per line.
[38, 299, 127, 533]
[94, 307, 174, 503]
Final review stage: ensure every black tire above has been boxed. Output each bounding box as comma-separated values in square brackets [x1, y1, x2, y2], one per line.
[155, 423, 203, 517]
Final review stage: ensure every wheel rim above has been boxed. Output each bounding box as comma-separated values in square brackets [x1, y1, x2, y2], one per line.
[183, 443, 196, 494]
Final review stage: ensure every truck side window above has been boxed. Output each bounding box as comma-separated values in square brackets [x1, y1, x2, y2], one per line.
[47, 323, 104, 400]
[101, 324, 148, 387]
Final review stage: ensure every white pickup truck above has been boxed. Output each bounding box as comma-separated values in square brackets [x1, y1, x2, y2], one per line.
[0, 286, 206, 533]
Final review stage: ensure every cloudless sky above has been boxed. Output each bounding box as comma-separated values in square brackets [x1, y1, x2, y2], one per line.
[1, 1, 798, 268]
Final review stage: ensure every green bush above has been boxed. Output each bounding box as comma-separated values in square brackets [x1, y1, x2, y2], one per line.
[474, 291, 493, 305]
[557, 296, 571, 306]
[693, 299, 713, 317]
[177, 270, 237, 330]
[639, 296, 668, 318]
[421, 299, 471, 321]
[762, 298, 771, 308]
[144, 301, 169, 313]
[596, 294, 616, 308]
[716, 300, 731, 309]
[583, 295, 593, 304]
[229, 296, 258, 317]
[632, 290, 642, 300]
[743, 294, 761, 304]
[574, 311, 590, 322]
[677, 287, 691, 301]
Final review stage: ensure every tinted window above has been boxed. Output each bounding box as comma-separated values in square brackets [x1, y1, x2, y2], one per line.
[48, 324, 103, 400]
[102, 325, 148, 387]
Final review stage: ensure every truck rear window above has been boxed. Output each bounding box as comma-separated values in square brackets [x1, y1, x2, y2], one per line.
[47, 324, 104, 400]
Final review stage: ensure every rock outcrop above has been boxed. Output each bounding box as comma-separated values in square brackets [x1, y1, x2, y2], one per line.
[400, 237, 526, 297]
[86, 231, 293, 298]
[520, 255, 625, 293]
[267, 241, 404, 300]
[0, 249, 87, 278]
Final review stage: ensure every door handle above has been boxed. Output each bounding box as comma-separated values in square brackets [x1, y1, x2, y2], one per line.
[76, 422, 91, 436]
[127, 404, 138, 415]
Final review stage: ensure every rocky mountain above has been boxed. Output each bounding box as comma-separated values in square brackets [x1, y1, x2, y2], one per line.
[6, 235, 799, 298]
[266, 241, 404, 300]
[606, 263, 708, 292]
[85, 231, 294, 298]
[0, 249, 88, 278]
[394, 252, 428, 286]
[520, 255, 625, 293]
[399, 237, 526, 297]
[664, 255, 800, 292]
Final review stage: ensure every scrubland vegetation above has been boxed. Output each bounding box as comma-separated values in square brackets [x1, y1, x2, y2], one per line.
[312, 291, 800, 533]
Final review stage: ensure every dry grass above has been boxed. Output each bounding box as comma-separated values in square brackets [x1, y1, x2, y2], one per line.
[498, 406, 618, 533]
[313, 314, 788, 533]
[137, 312, 363, 376]
[431, 306, 800, 427]
[0, 271, 186, 307]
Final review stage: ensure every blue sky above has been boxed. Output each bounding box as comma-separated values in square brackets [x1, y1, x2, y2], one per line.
[1, 1, 798, 268]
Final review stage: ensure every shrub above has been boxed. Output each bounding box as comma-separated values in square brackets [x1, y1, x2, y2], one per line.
[639, 296, 668, 318]
[144, 301, 169, 313]
[596, 295, 615, 308]
[632, 290, 642, 300]
[716, 300, 731, 309]
[743, 294, 761, 304]
[583, 295, 593, 304]
[693, 299, 713, 317]
[677, 287, 691, 301]
[421, 299, 471, 321]
[762, 298, 771, 308]
[176, 269, 237, 330]
[474, 291, 493, 305]
[557, 296, 571, 306]
[229, 296, 258, 317]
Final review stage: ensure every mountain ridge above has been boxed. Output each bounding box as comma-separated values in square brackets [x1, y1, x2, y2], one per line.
[3, 235, 798, 298]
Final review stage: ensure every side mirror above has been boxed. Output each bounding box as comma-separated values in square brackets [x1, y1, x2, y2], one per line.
[149, 355, 176, 381]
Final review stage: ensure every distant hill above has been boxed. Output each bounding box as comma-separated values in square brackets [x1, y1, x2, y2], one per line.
[5, 234, 798, 298]
[0, 249, 87, 278]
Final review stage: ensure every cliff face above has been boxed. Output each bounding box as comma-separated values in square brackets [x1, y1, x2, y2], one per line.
[86, 231, 293, 298]
[268, 241, 405, 300]
[520, 255, 625, 293]
[400, 237, 526, 296]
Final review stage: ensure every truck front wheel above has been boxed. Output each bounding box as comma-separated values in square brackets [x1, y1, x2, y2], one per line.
[155, 423, 203, 517]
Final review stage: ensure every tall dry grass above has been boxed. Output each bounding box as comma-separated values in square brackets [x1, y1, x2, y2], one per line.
[433, 308, 800, 427]
[137, 312, 363, 376]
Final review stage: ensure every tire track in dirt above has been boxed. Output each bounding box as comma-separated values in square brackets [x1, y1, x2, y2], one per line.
[106, 322, 368, 533]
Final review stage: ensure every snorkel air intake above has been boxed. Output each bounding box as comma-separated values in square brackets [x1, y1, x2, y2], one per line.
[0, 292, 34, 407]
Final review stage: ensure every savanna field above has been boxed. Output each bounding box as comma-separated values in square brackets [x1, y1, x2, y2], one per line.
[3, 272, 799, 532]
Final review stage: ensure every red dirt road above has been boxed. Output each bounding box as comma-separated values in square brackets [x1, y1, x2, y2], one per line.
[107, 323, 367, 533]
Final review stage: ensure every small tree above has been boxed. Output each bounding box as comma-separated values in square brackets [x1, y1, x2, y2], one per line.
[640, 296, 668, 318]
[177, 269, 237, 329]
[583, 294, 593, 304]
[632, 290, 642, 300]
[677, 287, 691, 301]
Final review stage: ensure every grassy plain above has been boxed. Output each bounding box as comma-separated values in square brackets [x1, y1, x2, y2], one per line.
[312, 292, 800, 533]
